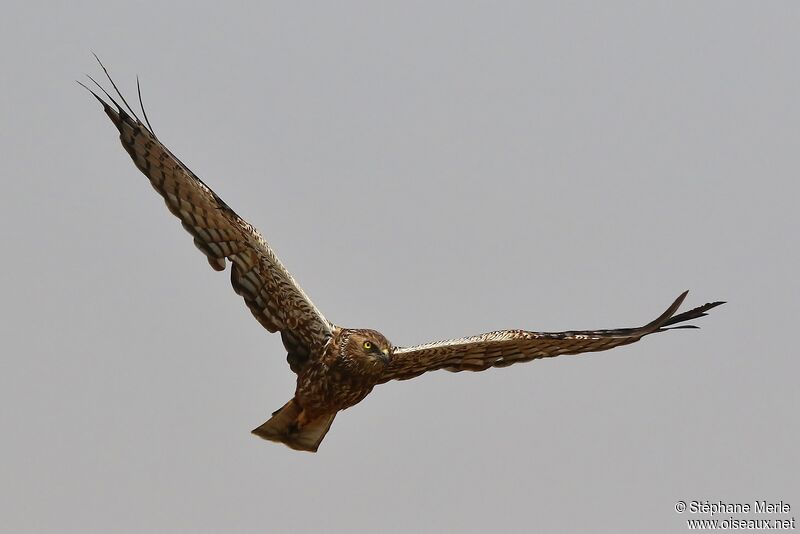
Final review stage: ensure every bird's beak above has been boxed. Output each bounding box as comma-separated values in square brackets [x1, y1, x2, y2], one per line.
[379, 348, 391, 364]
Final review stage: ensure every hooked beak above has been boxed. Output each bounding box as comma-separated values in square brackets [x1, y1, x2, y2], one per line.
[379, 348, 391, 364]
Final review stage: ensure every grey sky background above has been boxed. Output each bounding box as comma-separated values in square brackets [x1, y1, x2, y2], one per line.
[1, 2, 798, 533]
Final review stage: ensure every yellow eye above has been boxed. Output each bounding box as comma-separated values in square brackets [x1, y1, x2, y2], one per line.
[363, 341, 373, 350]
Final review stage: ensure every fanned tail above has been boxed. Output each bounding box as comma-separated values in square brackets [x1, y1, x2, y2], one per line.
[251, 399, 336, 453]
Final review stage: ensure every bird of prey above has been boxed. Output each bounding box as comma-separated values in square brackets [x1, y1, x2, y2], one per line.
[81, 59, 723, 452]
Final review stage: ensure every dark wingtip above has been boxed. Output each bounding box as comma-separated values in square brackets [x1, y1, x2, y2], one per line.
[642, 291, 690, 332]
[76, 79, 107, 107]
[86, 74, 122, 112]
[136, 74, 157, 136]
[660, 298, 725, 330]
[91, 52, 142, 124]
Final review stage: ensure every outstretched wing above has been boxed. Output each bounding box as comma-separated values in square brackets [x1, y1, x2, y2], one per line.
[82, 64, 333, 369]
[379, 291, 723, 383]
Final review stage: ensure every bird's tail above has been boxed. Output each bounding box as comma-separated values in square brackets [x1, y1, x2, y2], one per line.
[251, 399, 336, 453]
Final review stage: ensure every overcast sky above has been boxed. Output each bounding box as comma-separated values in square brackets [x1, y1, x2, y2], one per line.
[1, 2, 798, 533]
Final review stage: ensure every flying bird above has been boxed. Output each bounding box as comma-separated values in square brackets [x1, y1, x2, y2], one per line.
[81, 59, 723, 452]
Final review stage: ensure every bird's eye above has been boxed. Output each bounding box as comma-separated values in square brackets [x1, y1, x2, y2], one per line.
[363, 341, 373, 350]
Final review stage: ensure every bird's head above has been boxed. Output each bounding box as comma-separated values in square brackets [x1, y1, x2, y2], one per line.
[338, 328, 393, 375]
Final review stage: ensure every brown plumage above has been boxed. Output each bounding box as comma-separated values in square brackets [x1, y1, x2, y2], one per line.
[81, 59, 724, 452]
